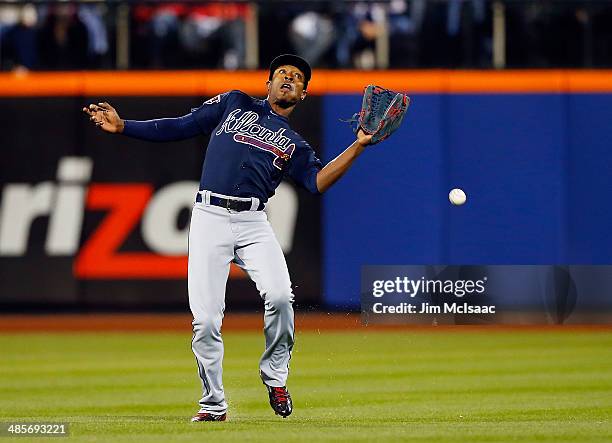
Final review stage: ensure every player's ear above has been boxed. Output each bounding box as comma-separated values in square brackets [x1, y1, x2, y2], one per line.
[266, 80, 271, 93]
[300, 89, 308, 101]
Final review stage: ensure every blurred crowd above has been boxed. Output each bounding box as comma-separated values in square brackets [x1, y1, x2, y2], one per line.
[0, 2, 109, 71]
[1, 1, 611, 71]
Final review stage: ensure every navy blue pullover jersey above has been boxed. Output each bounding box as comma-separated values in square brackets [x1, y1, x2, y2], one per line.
[123, 90, 322, 203]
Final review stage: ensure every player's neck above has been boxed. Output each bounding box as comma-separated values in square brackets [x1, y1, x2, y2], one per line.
[266, 97, 295, 118]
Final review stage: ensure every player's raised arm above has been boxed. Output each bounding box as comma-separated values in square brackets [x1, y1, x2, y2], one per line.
[315, 85, 409, 193]
[82, 101, 206, 142]
[83, 93, 229, 142]
[315, 130, 372, 193]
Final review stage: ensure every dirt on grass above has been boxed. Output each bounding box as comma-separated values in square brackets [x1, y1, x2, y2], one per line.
[0, 312, 610, 332]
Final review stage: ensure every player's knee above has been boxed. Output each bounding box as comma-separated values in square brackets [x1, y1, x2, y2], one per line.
[192, 315, 221, 337]
[264, 290, 293, 312]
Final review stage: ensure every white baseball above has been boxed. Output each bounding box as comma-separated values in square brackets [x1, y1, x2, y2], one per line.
[449, 188, 467, 205]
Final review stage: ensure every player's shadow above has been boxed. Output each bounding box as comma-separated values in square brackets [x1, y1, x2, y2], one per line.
[543, 266, 577, 324]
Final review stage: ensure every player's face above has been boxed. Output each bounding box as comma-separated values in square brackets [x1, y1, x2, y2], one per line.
[267, 65, 307, 109]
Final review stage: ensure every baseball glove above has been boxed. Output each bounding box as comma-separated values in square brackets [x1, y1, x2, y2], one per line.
[345, 85, 410, 145]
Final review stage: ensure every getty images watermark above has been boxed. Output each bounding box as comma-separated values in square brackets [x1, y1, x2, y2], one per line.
[361, 266, 497, 324]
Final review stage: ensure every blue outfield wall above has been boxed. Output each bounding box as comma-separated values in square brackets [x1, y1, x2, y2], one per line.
[321, 94, 612, 309]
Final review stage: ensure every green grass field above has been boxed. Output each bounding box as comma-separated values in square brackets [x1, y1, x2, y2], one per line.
[1, 330, 611, 442]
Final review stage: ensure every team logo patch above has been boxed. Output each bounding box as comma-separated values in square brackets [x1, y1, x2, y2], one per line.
[205, 95, 221, 105]
[216, 109, 296, 170]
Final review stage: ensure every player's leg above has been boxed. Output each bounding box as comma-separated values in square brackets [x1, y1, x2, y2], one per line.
[188, 203, 235, 416]
[232, 211, 295, 388]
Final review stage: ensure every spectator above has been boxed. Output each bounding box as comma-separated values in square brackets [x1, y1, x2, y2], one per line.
[180, 2, 248, 69]
[132, 3, 187, 68]
[387, 0, 426, 67]
[289, 8, 335, 67]
[78, 3, 110, 68]
[37, 3, 89, 69]
[0, 3, 38, 71]
[445, 0, 489, 67]
[132, 2, 247, 69]
[334, 1, 386, 69]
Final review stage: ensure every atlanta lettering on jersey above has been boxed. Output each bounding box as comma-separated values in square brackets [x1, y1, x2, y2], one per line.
[216, 109, 296, 170]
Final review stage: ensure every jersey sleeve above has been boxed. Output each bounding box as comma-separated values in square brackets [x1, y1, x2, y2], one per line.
[190, 91, 232, 135]
[285, 139, 323, 194]
[122, 114, 201, 142]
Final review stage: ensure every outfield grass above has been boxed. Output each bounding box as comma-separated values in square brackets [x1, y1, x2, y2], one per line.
[0, 329, 611, 442]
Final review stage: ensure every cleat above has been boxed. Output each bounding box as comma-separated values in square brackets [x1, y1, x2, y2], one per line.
[266, 385, 293, 418]
[191, 412, 227, 422]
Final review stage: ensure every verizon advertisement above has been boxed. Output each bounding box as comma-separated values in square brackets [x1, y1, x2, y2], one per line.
[0, 97, 322, 310]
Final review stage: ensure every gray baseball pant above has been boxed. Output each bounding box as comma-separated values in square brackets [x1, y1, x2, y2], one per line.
[188, 191, 294, 415]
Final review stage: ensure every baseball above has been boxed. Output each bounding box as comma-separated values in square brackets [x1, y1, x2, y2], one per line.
[449, 188, 467, 205]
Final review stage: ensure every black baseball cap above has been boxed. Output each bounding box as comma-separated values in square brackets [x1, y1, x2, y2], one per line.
[268, 54, 312, 89]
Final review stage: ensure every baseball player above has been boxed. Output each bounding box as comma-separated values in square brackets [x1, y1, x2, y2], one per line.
[83, 54, 373, 421]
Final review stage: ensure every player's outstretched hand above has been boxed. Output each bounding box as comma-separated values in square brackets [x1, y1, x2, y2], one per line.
[82, 102, 124, 133]
[357, 129, 373, 147]
[343, 85, 409, 146]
